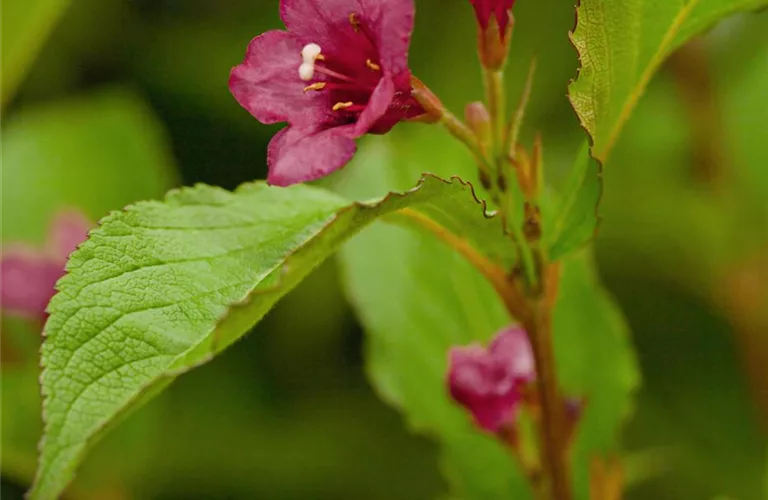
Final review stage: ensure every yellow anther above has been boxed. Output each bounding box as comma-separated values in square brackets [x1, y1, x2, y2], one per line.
[316, 54, 325, 61]
[304, 82, 327, 92]
[349, 12, 361, 32]
[365, 59, 381, 71]
[332, 101, 354, 111]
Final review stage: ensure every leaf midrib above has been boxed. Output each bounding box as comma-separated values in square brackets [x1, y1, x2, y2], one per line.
[596, 0, 702, 163]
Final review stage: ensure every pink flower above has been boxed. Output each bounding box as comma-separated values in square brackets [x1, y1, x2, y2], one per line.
[447, 325, 535, 432]
[469, 0, 515, 36]
[229, 0, 424, 186]
[1, 210, 91, 321]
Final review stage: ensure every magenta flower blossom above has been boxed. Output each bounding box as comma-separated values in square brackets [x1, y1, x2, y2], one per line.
[1, 210, 91, 321]
[229, 0, 424, 186]
[447, 325, 535, 432]
[469, 0, 515, 36]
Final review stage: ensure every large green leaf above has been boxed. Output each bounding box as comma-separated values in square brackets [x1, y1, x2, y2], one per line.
[336, 130, 639, 499]
[30, 173, 512, 500]
[1, 89, 177, 490]
[568, 0, 768, 163]
[1, 0, 71, 106]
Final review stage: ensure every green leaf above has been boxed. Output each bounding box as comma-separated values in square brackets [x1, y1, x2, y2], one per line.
[336, 132, 639, 499]
[1, 0, 70, 105]
[548, 141, 603, 261]
[1, 89, 177, 489]
[553, 253, 640, 498]
[30, 173, 510, 500]
[568, 0, 768, 163]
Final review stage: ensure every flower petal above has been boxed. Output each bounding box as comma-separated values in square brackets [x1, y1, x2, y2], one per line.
[354, 75, 395, 135]
[448, 344, 522, 432]
[0, 246, 62, 319]
[357, 0, 415, 74]
[490, 325, 535, 383]
[47, 209, 91, 261]
[229, 30, 328, 127]
[267, 125, 358, 186]
[280, 0, 415, 74]
[280, 0, 362, 54]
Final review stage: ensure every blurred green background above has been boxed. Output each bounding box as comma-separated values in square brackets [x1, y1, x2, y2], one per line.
[2, 1, 766, 499]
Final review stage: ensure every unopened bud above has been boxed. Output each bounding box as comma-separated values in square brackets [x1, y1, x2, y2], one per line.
[465, 102, 492, 150]
[469, 1, 515, 69]
[477, 13, 514, 70]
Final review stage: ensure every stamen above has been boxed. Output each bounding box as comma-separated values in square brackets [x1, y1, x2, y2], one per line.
[304, 82, 327, 92]
[366, 59, 381, 71]
[349, 12, 361, 32]
[301, 43, 323, 62]
[299, 62, 315, 81]
[332, 101, 354, 111]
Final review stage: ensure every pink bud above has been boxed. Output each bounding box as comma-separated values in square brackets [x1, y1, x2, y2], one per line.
[468, 0, 516, 69]
[447, 326, 535, 432]
[465, 101, 492, 147]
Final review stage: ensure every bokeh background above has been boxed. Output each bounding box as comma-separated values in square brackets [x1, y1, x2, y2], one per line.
[2, 0, 766, 499]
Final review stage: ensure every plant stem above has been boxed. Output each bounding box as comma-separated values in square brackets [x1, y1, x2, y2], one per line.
[497, 188, 537, 285]
[484, 68, 506, 155]
[392, 208, 529, 321]
[412, 69, 571, 499]
[524, 298, 571, 500]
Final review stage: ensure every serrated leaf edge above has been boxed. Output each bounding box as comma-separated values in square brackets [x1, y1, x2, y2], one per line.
[32, 173, 498, 498]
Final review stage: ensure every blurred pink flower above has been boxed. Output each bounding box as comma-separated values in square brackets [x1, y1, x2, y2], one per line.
[1, 210, 91, 321]
[448, 325, 535, 432]
[469, 0, 515, 37]
[229, 0, 423, 186]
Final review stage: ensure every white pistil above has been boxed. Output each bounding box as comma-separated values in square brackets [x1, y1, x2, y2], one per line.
[299, 62, 315, 81]
[299, 43, 323, 81]
[301, 43, 322, 62]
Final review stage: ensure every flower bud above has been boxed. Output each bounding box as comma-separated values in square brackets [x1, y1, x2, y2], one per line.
[469, 0, 515, 70]
[465, 102, 492, 152]
[447, 325, 535, 433]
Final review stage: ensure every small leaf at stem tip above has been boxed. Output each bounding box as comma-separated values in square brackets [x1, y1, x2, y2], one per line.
[506, 57, 537, 156]
[548, 140, 602, 261]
